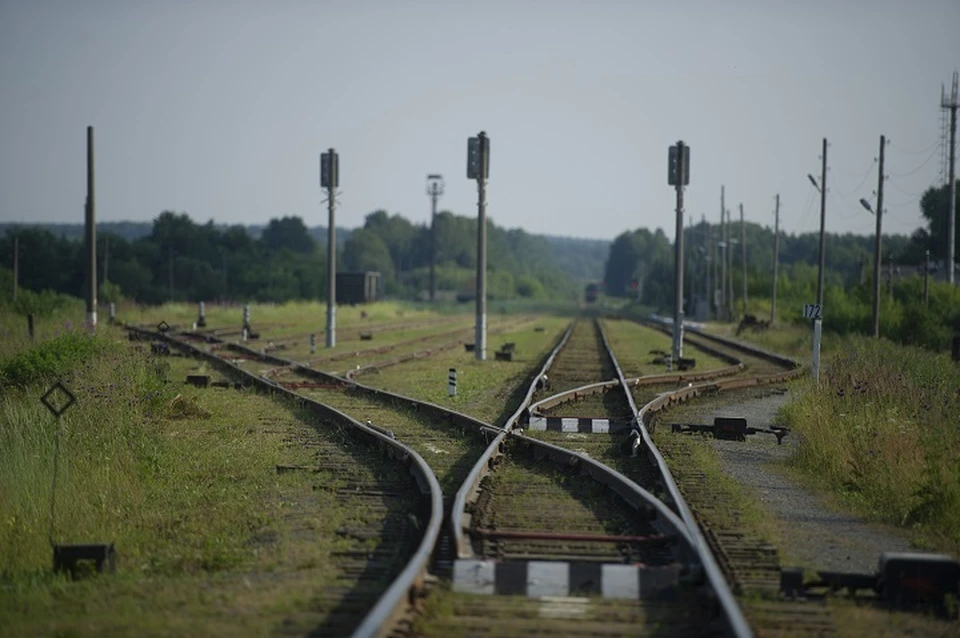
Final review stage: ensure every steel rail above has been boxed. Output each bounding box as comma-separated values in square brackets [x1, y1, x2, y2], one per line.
[225, 340, 503, 439]
[638, 315, 801, 371]
[126, 326, 444, 638]
[451, 319, 698, 561]
[450, 322, 575, 556]
[597, 318, 755, 638]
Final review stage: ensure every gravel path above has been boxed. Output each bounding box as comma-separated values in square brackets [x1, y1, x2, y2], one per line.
[676, 388, 915, 575]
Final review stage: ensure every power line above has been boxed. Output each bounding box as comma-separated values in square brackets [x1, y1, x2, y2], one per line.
[835, 157, 878, 196]
[888, 137, 941, 156]
[790, 187, 817, 234]
[888, 143, 941, 178]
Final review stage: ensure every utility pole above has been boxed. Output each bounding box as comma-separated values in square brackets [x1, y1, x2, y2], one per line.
[942, 72, 958, 284]
[12, 236, 18, 302]
[468, 132, 490, 361]
[888, 256, 894, 297]
[426, 174, 444, 302]
[816, 139, 828, 309]
[740, 202, 747, 317]
[703, 214, 710, 320]
[688, 215, 695, 317]
[719, 187, 726, 320]
[924, 250, 931, 305]
[806, 137, 829, 384]
[872, 135, 886, 338]
[725, 209, 733, 321]
[85, 126, 97, 330]
[321, 149, 339, 348]
[669, 141, 689, 363]
[771, 194, 779, 324]
[704, 215, 717, 319]
[103, 236, 110, 288]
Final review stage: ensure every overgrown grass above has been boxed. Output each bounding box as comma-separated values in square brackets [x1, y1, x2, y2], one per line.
[0, 334, 368, 634]
[0, 300, 88, 361]
[126, 299, 438, 331]
[0, 331, 106, 389]
[777, 336, 960, 555]
[600, 317, 728, 376]
[365, 316, 569, 425]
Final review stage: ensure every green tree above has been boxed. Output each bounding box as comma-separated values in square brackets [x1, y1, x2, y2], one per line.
[261, 216, 315, 254]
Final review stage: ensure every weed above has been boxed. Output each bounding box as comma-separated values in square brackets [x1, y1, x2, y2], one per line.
[777, 336, 960, 554]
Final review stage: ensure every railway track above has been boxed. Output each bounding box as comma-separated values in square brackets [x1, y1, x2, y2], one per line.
[495, 316, 829, 636]
[129, 324, 449, 637]
[433, 317, 749, 637]
[128, 313, 829, 637]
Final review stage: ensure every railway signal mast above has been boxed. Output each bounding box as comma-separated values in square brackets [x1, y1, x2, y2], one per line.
[427, 174, 445, 302]
[668, 141, 689, 365]
[321, 148, 339, 348]
[467, 132, 490, 361]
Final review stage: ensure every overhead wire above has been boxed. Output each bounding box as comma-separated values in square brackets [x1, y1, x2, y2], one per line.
[887, 143, 941, 178]
[834, 157, 878, 197]
[791, 187, 817, 235]
[888, 137, 941, 156]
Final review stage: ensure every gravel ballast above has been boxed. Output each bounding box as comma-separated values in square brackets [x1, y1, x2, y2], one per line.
[670, 389, 915, 575]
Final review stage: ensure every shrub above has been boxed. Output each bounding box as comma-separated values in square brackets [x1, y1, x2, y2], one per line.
[0, 332, 105, 390]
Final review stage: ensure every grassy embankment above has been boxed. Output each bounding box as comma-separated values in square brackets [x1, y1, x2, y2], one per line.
[0, 301, 572, 633]
[705, 318, 960, 555]
[777, 336, 960, 556]
[0, 305, 407, 635]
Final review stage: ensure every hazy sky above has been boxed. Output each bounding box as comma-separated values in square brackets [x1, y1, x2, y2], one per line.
[1, 1, 958, 241]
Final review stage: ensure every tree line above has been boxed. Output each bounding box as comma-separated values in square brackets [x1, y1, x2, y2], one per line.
[602, 181, 960, 350]
[0, 209, 601, 309]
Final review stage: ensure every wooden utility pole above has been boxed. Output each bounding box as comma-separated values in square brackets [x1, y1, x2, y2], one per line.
[103, 236, 110, 287]
[704, 216, 717, 318]
[942, 72, 958, 284]
[888, 256, 894, 297]
[703, 214, 711, 319]
[12, 236, 18, 302]
[740, 203, 747, 317]
[924, 250, 931, 305]
[771, 194, 780, 324]
[719, 187, 727, 320]
[85, 126, 97, 330]
[816, 139, 827, 308]
[872, 135, 886, 338]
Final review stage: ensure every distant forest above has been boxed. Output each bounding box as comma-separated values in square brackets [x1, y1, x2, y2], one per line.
[604, 180, 959, 306]
[1, 181, 956, 328]
[0, 211, 608, 306]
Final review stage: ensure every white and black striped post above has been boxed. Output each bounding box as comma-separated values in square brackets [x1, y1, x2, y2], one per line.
[310, 333, 316, 355]
[448, 368, 457, 397]
[197, 301, 206, 328]
[108, 302, 116, 324]
[242, 303, 251, 331]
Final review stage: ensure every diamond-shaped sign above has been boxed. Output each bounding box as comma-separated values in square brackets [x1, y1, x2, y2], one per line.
[41, 381, 76, 418]
[157, 321, 170, 334]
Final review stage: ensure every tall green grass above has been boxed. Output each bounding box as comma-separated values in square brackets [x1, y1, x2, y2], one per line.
[777, 336, 960, 554]
[1, 336, 172, 576]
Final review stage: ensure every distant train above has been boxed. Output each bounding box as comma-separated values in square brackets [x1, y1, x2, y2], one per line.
[584, 283, 599, 304]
